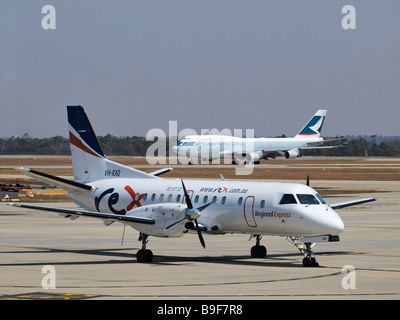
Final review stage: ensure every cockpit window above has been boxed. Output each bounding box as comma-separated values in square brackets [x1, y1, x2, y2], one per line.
[297, 194, 320, 205]
[315, 194, 326, 204]
[177, 141, 197, 146]
[279, 194, 297, 204]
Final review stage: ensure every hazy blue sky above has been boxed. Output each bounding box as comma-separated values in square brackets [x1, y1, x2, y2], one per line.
[1, 1, 399, 138]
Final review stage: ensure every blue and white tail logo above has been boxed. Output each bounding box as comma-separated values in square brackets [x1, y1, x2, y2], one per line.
[67, 105, 156, 183]
[296, 110, 327, 137]
[68, 106, 105, 159]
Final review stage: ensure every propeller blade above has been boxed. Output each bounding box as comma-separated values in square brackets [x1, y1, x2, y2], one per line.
[164, 216, 187, 230]
[194, 219, 206, 249]
[197, 201, 213, 212]
[176, 180, 206, 248]
[306, 175, 310, 187]
[181, 179, 193, 209]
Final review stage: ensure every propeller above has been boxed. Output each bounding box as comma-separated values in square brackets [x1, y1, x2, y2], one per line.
[164, 179, 208, 249]
[306, 175, 310, 187]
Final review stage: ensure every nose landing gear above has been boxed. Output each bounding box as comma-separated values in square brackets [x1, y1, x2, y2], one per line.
[302, 255, 318, 267]
[301, 242, 319, 267]
[287, 237, 319, 267]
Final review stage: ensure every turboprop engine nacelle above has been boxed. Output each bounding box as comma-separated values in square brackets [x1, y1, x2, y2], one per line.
[124, 203, 191, 238]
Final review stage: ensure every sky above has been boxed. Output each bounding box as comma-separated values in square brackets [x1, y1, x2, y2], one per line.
[1, 1, 399, 138]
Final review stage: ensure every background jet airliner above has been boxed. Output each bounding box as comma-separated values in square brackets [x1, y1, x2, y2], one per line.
[9, 106, 374, 267]
[173, 110, 346, 164]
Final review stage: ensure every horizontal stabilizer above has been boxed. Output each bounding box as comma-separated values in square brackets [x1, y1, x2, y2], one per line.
[17, 167, 92, 193]
[148, 167, 173, 176]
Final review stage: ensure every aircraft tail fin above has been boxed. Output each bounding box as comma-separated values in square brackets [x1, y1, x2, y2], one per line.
[295, 109, 327, 138]
[67, 105, 157, 182]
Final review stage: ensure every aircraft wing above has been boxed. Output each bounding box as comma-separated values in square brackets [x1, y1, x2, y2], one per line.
[262, 138, 347, 153]
[329, 197, 376, 210]
[8, 203, 155, 225]
[304, 138, 348, 148]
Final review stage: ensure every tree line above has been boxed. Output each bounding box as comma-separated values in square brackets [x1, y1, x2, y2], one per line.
[0, 134, 153, 156]
[1, 135, 399, 157]
[306, 137, 400, 157]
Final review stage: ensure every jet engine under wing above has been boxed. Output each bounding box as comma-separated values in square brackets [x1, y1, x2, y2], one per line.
[8, 203, 155, 225]
[329, 197, 376, 210]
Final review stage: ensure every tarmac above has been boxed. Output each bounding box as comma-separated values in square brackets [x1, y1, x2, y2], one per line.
[1, 179, 399, 300]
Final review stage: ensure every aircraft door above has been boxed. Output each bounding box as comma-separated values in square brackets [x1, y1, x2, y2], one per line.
[181, 190, 194, 203]
[244, 196, 257, 228]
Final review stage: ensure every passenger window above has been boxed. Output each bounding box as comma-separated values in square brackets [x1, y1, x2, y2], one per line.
[279, 194, 297, 205]
[151, 193, 156, 201]
[194, 195, 199, 203]
[167, 194, 172, 202]
[260, 200, 265, 208]
[176, 194, 181, 203]
[212, 196, 217, 203]
[297, 194, 320, 205]
[203, 196, 208, 204]
[142, 193, 147, 201]
[238, 197, 243, 205]
[159, 194, 164, 201]
[221, 196, 226, 205]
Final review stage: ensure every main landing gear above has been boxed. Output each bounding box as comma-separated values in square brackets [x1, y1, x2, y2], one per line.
[136, 233, 153, 263]
[250, 235, 267, 258]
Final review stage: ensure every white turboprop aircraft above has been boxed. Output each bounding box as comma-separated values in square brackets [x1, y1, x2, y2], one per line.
[173, 110, 346, 164]
[9, 106, 374, 267]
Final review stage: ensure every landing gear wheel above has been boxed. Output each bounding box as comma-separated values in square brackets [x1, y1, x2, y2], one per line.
[250, 235, 267, 258]
[137, 233, 153, 263]
[250, 245, 267, 258]
[302, 256, 319, 267]
[137, 249, 153, 263]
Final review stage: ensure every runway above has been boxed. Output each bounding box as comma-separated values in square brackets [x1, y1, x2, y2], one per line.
[1, 179, 400, 300]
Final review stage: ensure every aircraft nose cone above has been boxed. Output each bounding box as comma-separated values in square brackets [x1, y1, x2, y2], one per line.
[327, 214, 344, 235]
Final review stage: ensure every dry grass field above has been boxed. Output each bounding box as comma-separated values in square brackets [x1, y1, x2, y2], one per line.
[1, 155, 399, 198]
[1, 155, 399, 180]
